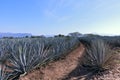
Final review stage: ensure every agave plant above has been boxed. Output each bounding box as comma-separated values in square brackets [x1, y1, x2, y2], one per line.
[7, 39, 51, 79]
[80, 39, 115, 73]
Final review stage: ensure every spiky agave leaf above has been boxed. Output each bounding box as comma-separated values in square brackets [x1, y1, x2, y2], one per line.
[0, 54, 11, 79]
[0, 64, 9, 80]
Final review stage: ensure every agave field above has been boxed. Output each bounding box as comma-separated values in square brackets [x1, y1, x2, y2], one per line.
[0, 35, 120, 80]
[0, 37, 80, 80]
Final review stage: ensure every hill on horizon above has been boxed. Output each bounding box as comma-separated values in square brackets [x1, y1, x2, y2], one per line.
[0, 32, 32, 38]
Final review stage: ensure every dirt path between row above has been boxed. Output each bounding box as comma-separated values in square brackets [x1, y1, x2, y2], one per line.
[20, 44, 85, 80]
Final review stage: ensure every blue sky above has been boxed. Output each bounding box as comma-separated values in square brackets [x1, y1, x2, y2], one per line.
[0, 0, 120, 35]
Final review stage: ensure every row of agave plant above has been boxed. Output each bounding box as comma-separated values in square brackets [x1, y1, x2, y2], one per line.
[0, 37, 80, 80]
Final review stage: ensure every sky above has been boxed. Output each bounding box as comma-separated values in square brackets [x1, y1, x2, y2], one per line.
[0, 0, 120, 35]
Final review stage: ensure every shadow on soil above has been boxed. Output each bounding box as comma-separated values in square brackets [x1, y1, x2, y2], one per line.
[62, 65, 93, 80]
[62, 65, 106, 80]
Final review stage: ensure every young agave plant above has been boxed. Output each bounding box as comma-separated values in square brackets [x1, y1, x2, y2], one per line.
[7, 40, 51, 79]
[80, 39, 114, 73]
